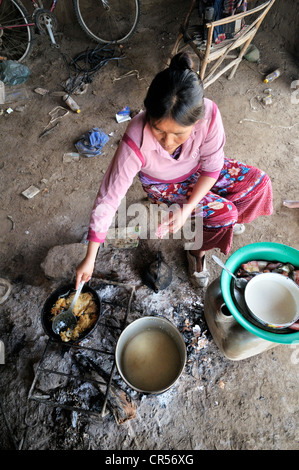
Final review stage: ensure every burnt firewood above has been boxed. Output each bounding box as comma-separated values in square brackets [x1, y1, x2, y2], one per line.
[73, 353, 136, 424]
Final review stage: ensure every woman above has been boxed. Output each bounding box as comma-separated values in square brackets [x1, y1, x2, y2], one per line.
[76, 52, 273, 288]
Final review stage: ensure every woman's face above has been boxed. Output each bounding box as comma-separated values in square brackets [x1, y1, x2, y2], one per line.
[149, 117, 195, 155]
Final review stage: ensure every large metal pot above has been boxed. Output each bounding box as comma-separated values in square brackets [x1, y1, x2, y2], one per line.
[41, 283, 101, 344]
[115, 316, 186, 394]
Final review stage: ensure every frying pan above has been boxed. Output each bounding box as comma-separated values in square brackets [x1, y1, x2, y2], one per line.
[41, 282, 102, 343]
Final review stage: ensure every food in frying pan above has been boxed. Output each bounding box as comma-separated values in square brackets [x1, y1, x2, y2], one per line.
[51, 291, 98, 342]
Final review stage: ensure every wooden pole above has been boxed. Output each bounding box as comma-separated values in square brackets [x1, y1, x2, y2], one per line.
[200, 24, 214, 80]
[228, 0, 275, 79]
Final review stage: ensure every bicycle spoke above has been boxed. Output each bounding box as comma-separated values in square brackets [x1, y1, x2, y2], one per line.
[0, 0, 34, 61]
[74, 0, 140, 44]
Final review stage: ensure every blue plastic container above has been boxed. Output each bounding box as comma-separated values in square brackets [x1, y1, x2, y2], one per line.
[221, 242, 299, 344]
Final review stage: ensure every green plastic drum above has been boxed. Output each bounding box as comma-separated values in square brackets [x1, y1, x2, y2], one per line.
[221, 242, 299, 344]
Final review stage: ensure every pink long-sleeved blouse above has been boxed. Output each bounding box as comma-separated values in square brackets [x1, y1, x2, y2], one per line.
[88, 98, 225, 243]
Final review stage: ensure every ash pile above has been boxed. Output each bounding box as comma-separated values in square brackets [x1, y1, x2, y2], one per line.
[0, 243, 214, 450]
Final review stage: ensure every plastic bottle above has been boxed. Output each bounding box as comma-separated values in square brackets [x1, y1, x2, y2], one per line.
[264, 69, 281, 83]
[63, 94, 81, 113]
[0, 81, 5, 105]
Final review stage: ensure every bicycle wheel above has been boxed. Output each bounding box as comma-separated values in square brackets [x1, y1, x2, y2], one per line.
[0, 0, 34, 62]
[73, 0, 140, 44]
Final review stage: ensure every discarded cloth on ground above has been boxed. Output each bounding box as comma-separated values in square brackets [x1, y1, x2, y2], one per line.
[75, 127, 109, 157]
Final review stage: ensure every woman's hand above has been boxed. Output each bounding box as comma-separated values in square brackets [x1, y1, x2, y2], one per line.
[156, 176, 218, 238]
[75, 241, 100, 289]
[167, 205, 193, 233]
[156, 205, 192, 237]
[76, 256, 95, 288]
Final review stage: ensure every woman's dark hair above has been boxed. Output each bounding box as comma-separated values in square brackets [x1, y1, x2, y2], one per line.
[144, 52, 205, 126]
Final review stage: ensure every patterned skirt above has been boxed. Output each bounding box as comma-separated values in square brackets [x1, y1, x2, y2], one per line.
[141, 158, 273, 254]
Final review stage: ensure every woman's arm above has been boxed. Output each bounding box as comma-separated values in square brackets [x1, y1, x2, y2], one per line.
[185, 174, 217, 212]
[76, 240, 101, 289]
[77, 124, 144, 287]
[165, 175, 217, 234]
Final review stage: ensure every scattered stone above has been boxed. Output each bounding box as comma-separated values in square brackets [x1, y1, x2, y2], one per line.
[34, 87, 49, 95]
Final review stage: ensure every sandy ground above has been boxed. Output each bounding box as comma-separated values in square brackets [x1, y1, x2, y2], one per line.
[0, 0, 299, 451]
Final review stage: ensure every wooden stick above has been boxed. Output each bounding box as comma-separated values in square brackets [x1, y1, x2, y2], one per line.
[203, 26, 257, 82]
[203, 0, 275, 84]
[74, 353, 137, 425]
[200, 24, 214, 80]
[205, 0, 272, 28]
[228, 0, 275, 79]
[169, 0, 197, 60]
[203, 58, 242, 88]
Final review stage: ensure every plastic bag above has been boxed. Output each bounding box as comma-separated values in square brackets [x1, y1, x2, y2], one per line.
[0, 60, 30, 85]
[116, 105, 131, 123]
[75, 127, 109, 157]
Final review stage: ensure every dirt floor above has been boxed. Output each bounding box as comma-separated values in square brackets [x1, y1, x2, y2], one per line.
[1, 0, 299, 451]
